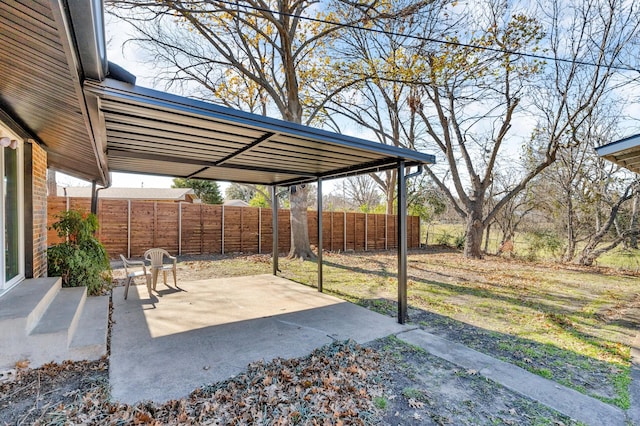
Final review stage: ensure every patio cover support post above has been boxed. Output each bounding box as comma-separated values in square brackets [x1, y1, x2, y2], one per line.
[317, 177, 323, 292]
[397, 161, 407, 324]
[272, 185, 278, 275]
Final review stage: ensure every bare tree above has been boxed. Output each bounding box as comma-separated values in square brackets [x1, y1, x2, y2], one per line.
[577, 179, 639, 266]
[414, 0, 640, 258]
[343, 175, 381, 212]
[225, 183, 256, 203]
[532, 105, 640, 265]
[107, 0, 403, 259]
[490, 171, 536, 251]
[326, 0, 449, 214]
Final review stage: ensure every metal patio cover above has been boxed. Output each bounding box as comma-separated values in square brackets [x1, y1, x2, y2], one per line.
[84, 79, 435, 187]
[0, 0, 429, 325]
[596, 134, 640, 174]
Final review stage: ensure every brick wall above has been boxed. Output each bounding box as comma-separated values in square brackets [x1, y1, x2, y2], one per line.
[31, 142, 47, 278]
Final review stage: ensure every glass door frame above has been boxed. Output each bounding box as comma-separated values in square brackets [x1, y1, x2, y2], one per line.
[0, 123, 24, 295]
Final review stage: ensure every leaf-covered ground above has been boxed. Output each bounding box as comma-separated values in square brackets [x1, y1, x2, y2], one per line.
[0, 339, 583, 425]
[2, 341, 384, 425]
[0, 359, 108, 426]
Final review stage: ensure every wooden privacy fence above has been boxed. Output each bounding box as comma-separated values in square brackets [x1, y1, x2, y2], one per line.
[48, 196, 421, 259]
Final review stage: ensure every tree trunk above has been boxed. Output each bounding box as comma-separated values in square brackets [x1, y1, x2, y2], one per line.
[464, 204, 484, 258]
[386, 171, 397, 215]
[630, 193, 639, 249]
[563, 196, 576, 262]
[288, 185, 315, 259]
[483, 222, 491, 253]
[578, 243, 597, 266]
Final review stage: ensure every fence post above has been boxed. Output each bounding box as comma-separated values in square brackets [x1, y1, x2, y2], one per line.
[343, 211, 346, 252]
[240, 207, 244, 252]
[365, 213, 368, 251]
[385, 214, 388, 250]
[374, 214, 378, 249]
[153, 201, 158, 247]
[330, 212, 334, 251]
[221, 205, 225, 255]
[353, 213, 357, 251]
[200, 204, 204, 254]
[258, 207, 262, 254]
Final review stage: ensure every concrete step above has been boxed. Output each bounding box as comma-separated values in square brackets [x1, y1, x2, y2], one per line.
[69, 295, 109, 362]
[31, 287, 86, 346]
[1, 287, 87, 368]
[0, 279, 109, 370]
[0, 277, 61, 336]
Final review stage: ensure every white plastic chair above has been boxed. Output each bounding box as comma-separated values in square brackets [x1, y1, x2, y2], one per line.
[144, 248, 177, 290]
[120, 254, 151, 300]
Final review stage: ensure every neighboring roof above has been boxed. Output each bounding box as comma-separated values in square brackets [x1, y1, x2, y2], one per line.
[1, 1, 435, 188]
[224, 199, 251, 207]
[56, 186, 198, 201]
[596, 134, 640, 173]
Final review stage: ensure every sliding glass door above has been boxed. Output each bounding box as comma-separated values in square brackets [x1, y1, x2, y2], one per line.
[0, 126, 23, 295]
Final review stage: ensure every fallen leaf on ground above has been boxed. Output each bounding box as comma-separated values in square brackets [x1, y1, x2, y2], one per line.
[15, 360, 30, 369]
[408, 398, 424, 409]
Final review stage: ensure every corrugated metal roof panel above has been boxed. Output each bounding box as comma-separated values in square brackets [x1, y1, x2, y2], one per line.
[85, 78, 435, 186]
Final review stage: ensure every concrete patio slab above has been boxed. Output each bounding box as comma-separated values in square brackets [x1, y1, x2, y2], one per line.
[110, 274, 407, 404]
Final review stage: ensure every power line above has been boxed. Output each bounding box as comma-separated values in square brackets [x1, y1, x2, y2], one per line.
[204, 0, 639, 73]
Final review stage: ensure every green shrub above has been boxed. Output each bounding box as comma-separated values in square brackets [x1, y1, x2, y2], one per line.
[47, 210, 111, 295]
[524, 230, 563, 261]
[436, 231, 453, 246]
[454, 234, 466, 250]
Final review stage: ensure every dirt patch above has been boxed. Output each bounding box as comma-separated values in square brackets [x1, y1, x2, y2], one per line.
[371, 337, 581, 425]
[357, 296, 630, 408]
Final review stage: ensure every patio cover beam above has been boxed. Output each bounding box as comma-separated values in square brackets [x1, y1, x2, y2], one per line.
[107, 148, 317, 179]
[215, 132, 276, 166]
